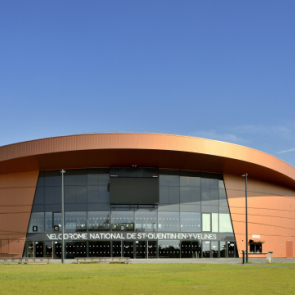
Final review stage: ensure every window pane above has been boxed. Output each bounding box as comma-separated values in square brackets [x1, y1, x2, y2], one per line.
[65, 186, 75, 204]
[64, 170, 76, 185]
[54, 213, 62, 231]
[219, 213, 233, 233]
[220, 241, 227, 257]
[212, 213, 218, 232]
[76, 170, 87, 185]
[45, 187, 61, 205]
[87, 170, 99, 185]
[88, 211, 110, 231]
[202, 187, 218, 206]
[159, 175, 179, 187]
[111, 211, 134, 231]
[34, 187, 44, 204]
[45, 212, 52, 232]
[202, 241, 210, 258]
[44, 171, 61, 187]
[202, 213, 211, 232]
[159, 186, 169, 203]
[168, 187, 179, 204]
[180, 212, 201, 232]
[28, 212, 44, 233]
[211, 241, 218, 258]
[99, 174, 109, 186]
[89, 241, 111, 257]
[158, 240, 180, 258]
[99, 186, 110, 203]
[135, 210, 157, 232]
[158, 212, 180, 232]
[180, 176, 190, 187]
[180, 186, 201, 204]
[65, 212, 87, 232]
[88, 186, 99, 203]
[76, 186, 87, 204]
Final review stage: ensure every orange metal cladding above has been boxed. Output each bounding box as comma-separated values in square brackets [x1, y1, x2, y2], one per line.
[0, 133, 295, 257]
[0, 171, 38, 257]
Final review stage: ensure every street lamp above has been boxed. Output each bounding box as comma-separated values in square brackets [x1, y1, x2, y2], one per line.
[61, 169, 66, 263]
[241, 173, 248, 263]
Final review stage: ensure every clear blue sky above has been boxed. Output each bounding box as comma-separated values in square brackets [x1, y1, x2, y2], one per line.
[1, 1, 295, 166]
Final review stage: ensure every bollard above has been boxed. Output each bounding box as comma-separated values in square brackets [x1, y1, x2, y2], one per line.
[242, 250, 245, 264]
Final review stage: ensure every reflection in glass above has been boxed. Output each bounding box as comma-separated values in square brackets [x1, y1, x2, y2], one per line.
[135, 241, 146, 258]
[181, 241, 192, 258]
[123, 241, 134, 258]
[65, 241, 87, 259]
[202, 213, 211, 232]
[192, 241, 202, 258]
[45, 212, 53, 232]
[26, 242, 34, 258]
[211, 241, 218, 258]
[159, 175, 180, 187]
[65, 212, 87, 232]
[228, 241, 236, 257]
[220, 241, 227, 258]
[112, 241, 122, 257]
[202, 241, 211, 258]
[180, 212, 201, 232]
[158, 240, 180, 258]
[111, 211, 134, 231]
[35, 241, 44, 257]
[88, 211, 110, 231]
[89, 241, 111, 257]
[181, 241, 201, 258]
[51, 212, 59, 231]
[212, 213, 218, 232]
[45, 242, 52, 258]
[28, 212, 44, 233]
[158, 212, 180, 232]
[147, 241, 157, 258]
[135, 210, 157, 232]
[54, 242, 62, 259]
[219, 213, 233, 233]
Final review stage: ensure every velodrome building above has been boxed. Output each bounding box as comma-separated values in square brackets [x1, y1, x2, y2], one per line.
[0, 133, 294, 259]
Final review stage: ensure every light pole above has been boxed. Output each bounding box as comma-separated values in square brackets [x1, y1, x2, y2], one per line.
[242, 173, 248, 263]
[61, 169, 66, 263]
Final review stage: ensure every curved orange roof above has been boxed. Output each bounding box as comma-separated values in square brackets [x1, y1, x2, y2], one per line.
[0, 133, 295, 188]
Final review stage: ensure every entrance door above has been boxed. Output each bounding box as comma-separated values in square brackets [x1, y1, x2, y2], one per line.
[211, 241, 219, 258]
[220, 241, 227, 257]
[66, 242, 87, 259]
[54, 242, 62, 259]
[45, 242, 52, 258]
[202, 241, 210, 258]
[123, 241, 134, 258]
[26, 242, 34, 258]
[192, 241, 201, 258]
[35, 242, 44, 257]
[147, 241, 157, 258]
[181, 241, 192, 258]
[135, 241, 146, 258]
[228, 241, 236, 258]
[112, 241, 122, 257]
[89, 241, 111, 257]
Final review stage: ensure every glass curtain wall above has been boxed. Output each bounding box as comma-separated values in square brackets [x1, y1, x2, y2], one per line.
[26, 168, 235, 259]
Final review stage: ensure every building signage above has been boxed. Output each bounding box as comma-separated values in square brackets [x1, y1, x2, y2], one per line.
[44, 232, 217, 241]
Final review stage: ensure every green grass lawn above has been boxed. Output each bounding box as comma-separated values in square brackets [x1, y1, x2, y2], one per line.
[0, 263, 294, 295]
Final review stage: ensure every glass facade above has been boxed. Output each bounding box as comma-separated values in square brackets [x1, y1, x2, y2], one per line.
[24, 168, 237, 259]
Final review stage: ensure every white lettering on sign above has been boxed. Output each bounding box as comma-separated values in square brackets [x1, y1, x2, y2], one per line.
[46, 232, 217, 241]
